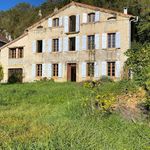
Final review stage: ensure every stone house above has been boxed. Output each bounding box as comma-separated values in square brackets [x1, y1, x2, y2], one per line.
[0, 1, 135, 83]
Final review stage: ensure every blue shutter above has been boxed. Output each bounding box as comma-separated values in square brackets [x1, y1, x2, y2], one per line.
[102, 33, 107, 49]
[47, 64, 52, 78]
[32, 40, 36, 53]
[82, 62, 86, 78]
[48, 39, 52, 52]
[42, 64, 46, 77]
[59, 17, 63, 26]
[58, 63, 62, 78]
[95, 34, 100, 49]
[64, 16, 69, 33]
[32, 64, 36, 80]
[59, 38, 62, 52]
[95, 11, 100, 22]
[116, 32, 121, 48]
[63, 37, 68, 51]
[82, 35, 87, 50]
[48, 18, 52, 27]
[102, 61, 107, 77]
[76, 36, 80, 51]
[76, 14, 80, 32]
[115, 61, 121, 78]
[82, 13, 87, 23]
[42, 40, 46, 53]
[94, 62, 99, 78]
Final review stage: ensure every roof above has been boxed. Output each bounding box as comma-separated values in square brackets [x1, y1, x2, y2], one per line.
[0, 34, 9, 43]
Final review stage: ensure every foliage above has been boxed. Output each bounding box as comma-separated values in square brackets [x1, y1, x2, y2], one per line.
[8, 72, 23, 83]
[0, 64, 4, 81]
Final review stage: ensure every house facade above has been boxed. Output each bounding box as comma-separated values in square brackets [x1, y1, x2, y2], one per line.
[0, 2, 135, 83]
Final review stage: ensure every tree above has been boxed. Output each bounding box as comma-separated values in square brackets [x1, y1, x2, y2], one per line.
[0, 64, 4, 82]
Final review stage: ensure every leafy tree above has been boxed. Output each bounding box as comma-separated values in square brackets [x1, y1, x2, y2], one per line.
[0, 64, 4, 82]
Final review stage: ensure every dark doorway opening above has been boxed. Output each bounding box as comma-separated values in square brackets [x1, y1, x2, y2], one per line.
[67, 63, 76, 82]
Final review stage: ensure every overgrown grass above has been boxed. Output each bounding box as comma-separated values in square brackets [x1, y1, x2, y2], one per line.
[0, 81, 150, 149]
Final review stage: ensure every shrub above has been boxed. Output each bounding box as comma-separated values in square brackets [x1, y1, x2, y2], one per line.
[0, 64, 4, 82]
[8, 72, 23, 83]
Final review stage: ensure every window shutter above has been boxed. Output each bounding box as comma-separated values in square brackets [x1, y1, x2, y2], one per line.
[59, 17, 63, 26]
[32, 64, 36, 79]
[76, 36, 80, 51]
[102, 33, 107, 49]
[64, 16, 69, 33]
[76, 14, 80, 32]
[102, 61, 107, 76]
[82, 35, 87, 50]
[47, 64, 52, 78]
[95, 34, 100, 49]
[48, 18, 52, 27]
[42, 40, 46, 52]
[59, 38, 62, 52]
[95, 11, 100, 22]
[94, 62, 99, 78]
[116, 32, 121, 48]
[48, 39, 52, 52]
[42, 64, 46, 77]
[115, 61, 121, 78]
[32, 40, 36, 53]
[82, 13, 87, 23]
[58, 63, 62, 78]
[63, 37, 68, 51]
[82, 62, 86, 78]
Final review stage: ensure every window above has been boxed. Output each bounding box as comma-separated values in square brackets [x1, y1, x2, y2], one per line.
[88, 35, 95, 50]
[108, 33, 116, 48]
[53, 18, 59, 27]
[53, 39, 59, 52]
[107, 62, 115, 77]
[18, 47, 24, 58]
[87, 62, 94, 77]
[9, 48, 16, 58]
[37, 40, 42, 53]
[69, 15, 76, 32]
[69, 37, 76, 51]
[52, 64, 58, 77]
[36, 64, 42, 77]
[88, 13, 95, 23]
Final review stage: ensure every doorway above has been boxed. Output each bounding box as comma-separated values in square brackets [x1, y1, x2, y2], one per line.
[67, 63, 76, 82]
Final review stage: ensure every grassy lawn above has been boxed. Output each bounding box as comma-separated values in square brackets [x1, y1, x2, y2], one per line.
[0, 81, 150, 149]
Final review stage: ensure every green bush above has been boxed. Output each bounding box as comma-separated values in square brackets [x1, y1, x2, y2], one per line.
[8, 72, 23, 83]
[0, 64, 4, 82]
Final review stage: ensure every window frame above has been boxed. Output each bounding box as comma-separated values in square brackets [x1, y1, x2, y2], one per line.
[107, 62, 115, 77]
[87, 62, 94, 77]
[9, 48, 16, 59]
[107, 33, 116, 48]
[52, 39, 59, 52]
[36, 64, 42, 77]
[53, 18, 59, 27]
[69, 15, 76, 32]
[52, 64, 58, 77]
[88, 35, 95, 50]
[69, 37, 76, 51]
[37, 40, 43, 53]
[88, 13, 95, 23]
[18, 47, 24, 58]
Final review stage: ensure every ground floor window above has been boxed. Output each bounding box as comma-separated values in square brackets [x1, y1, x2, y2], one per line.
[52, 64, 58, 77]
[107, 62, 115, 77]
[36, 64, 42, 77]
[87, 62, 94, 77]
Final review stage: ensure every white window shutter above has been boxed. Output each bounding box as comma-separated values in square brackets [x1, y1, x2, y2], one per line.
[42, 40, 46, 53]
[58, 63, 62, 78]
[76, 14, 80, 32]
[42, 64, 46, 77]
[116, 32, 121, 48]
[32, 40, 36, 53]
[76, 36, 80, 51]
[95, 34, 100, 49]
[82, 35, 87, 50]
[115, 61, 121, 78]
[94, 62, 99, 78]
[32, 64, 36, 79]
[82, 13, 87, 23]
[63, 37, 68, 51]
[102, 61, 107, 76]
[102, 33, 107, 49]
[47, 64, 52, 78]
[82, 62, 86, 78]
[48, 18, 52, 27]
[59, 38, 62, 52]
[59, 17, 63, 26]
[48, 39, 52, 52]
[64, 16, 69, 33]
[95, 11, 100, 22]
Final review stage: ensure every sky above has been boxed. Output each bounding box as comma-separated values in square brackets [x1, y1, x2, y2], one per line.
[0, 0, 46, 10]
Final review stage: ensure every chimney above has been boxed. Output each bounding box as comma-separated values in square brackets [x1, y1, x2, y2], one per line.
[123, 7, 128, 14]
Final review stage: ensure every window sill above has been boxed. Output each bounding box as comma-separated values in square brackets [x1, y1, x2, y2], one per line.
[66, 31, 79, 35]
[81, 21, 100, 25]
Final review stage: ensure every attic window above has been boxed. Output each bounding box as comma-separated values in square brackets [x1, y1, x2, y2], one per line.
[37, 26, 43, 29]
[88, 13, 95, 23]
[53, 18, 59, 27]
[107, 14, 117, 20]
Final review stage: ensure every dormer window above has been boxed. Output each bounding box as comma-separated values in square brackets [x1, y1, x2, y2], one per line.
[37, 25, 43, 29]
[88, 13, 95, 23]
[69, 15, 76, 32]
[53, 18, 59, 27]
